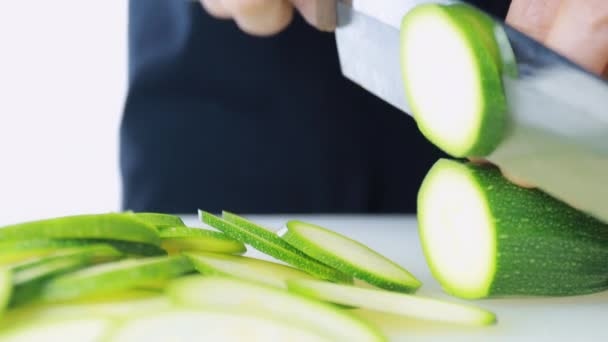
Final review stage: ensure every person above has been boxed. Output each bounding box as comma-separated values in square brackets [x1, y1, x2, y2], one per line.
[121, 0, 607, 214]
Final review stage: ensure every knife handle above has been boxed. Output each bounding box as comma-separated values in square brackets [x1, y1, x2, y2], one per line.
[292, 0, 338, 32]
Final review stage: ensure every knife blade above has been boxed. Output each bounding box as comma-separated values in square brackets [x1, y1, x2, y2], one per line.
[333, 0, 608, 223]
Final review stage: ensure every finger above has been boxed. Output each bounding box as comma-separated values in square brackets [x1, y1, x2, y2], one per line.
[291, 0, 336, 31]
[467, 158, 536, 188]
[500, 170, 536, 189]
[200, 0, 231, 19]
[467, 157, 491, 165]
[545, 0, 608, 75]
[506, 0, 563, 41]
[222, 0, 294, 36]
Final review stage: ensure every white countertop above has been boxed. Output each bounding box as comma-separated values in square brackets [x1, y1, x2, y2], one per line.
[184, 214, 608, 342]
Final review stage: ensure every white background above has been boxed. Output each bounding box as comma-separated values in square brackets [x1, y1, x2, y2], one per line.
[0, 1, 127, 225]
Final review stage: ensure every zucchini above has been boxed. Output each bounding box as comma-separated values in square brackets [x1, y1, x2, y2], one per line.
[287, 279, 496, 326]
[279, 221, 421, 292]
[418, 158, 608, 298]
[0, 213, 160, 246]
[201, 211, 351, 283]
[168, 276, 386, 342]
[40, 255, 193, 302]
[0, 317, 113, 342]
[158, 226, 246, 255]
[0, 269, 11, 316]
[10, 245, 123, 306]
[131, 213, 185, 229]
[1, 291, 171, 328]
[185, 252, 317, 288]
[0, 239, 164, 265]
[400, 3, 506, 157]
[110, 310, 332, 342]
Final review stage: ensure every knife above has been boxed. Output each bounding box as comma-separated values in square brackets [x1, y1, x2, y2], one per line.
[306, 0, 608, 224]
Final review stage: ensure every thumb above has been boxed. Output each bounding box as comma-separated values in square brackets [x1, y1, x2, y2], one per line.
[544, 0, 608, 75]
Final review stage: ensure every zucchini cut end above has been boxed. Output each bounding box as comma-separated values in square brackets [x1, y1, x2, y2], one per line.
[417, 159, 496, 299]
[400, 4, 506, 157]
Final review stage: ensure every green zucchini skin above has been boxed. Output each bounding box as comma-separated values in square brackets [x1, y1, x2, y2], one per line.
[418, 159, 608, 298]
[132, 213, 186, 229]
[0, 239, 165, 263]
[40, 255, 194, 302]
[0, 213, 160, 246]
[400, 4, 507, 158]
[200, 211, 352, 283]
[10, 245, 124, 306]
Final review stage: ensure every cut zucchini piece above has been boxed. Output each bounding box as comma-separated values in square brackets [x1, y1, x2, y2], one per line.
[0, 317, 113, 342]
[10, 245, 123, 306]
[2, 292, 172, 327]
[418, 158, 608, 298]
[0, 239, 163, 265]
[0, 268, 12, 316]
[279, 221, 421, 292]
[201, 211, 351, 283]
[169, 276, 386, 342]
[110, 310, 332, 342]
[132, 213, 185, 229]
[40, 255, 193, 302]
[185, 252, 317, 288]
[287, 279, 496, 326]
[0, 213, 160, 246]
[400, 3, 506, 157]
[158, 226, 246, 255]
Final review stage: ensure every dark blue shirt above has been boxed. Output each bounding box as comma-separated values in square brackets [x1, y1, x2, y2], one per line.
[121, 0, 509, 214]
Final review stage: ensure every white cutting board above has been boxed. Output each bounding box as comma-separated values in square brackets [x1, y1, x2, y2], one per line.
[184, 214, 608, 342]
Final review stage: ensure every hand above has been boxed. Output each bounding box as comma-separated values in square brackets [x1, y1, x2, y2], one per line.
[200, 0, 326, 36]
[476, 0, 608, 189]
[507, 0, 608, 75]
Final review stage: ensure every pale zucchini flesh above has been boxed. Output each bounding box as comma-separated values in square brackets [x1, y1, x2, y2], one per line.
[185, 252, 317, 288]
[279, 221, 421, 292]
[201, 211, 352, 283]
[169, 276, 386, 342]
[110, 310, 332, 342]
[287, 279, 496, 326]
[0, 317, 113, 342]
[0, 269, 12, 316]
[158, 226, 246, 255]
[418, 159, 608, 298]
[400, 3, 506, 157]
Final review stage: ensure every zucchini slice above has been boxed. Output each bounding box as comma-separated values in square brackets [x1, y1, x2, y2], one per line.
[287, 279, 496, 326]
[10, 245, 123, 306]
[158, 226, 246, 255]
[418, 159, 608, 298]
[131, 213, 185, 229]
[400, 3, 507, 157]
[40, 255, 193, 302]
[200, 211, 351, 283]
[0, 213, 160, 246]
[168, 276, 386, 342]
[0, 317, 113, 342]
[185, 252, 317, 288]
[0, 268, 11, 316]
[279, 221, 421, 292]
[0, 239, 163, 265]
[110, 310, 332, 342]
